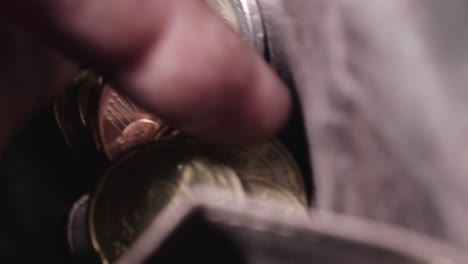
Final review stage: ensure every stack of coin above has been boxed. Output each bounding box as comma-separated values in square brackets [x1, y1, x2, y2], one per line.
[56, 1, 308, 263]
[63, 80, 309, 262]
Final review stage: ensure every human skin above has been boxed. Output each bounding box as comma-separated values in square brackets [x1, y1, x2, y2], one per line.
[0, 0, 291, 154]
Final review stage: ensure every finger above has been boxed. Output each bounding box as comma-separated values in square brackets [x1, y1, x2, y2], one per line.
[2, 0, 291, 144]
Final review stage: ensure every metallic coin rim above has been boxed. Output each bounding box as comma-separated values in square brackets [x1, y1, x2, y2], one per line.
[67, 194, 91, 255]
[79, 75, 104, 150]
[89, 147, 142, 264]
[255, 0, 293, 82]
[230, 0, 265, 55]
[54, 71, 89, 152]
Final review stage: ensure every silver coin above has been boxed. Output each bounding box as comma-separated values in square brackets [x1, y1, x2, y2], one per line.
[206, 0, 265, 55]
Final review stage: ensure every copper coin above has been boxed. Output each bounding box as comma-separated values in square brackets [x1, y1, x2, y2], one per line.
[97, 85, 180, 160]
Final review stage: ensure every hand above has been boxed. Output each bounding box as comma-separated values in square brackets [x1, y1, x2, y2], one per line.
[0, 0, 291, 153]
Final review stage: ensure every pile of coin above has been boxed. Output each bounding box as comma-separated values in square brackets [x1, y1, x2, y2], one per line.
[60, 71, 308, 263]
[56, 1, 308, 263]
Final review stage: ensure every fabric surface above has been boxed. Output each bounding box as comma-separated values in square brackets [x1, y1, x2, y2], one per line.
[277, 0, 468, 248]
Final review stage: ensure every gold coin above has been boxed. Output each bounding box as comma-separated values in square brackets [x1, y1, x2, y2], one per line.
[89, 140, 306, 263]
[89, 143, 246, 263]
[207, 140, 308, 206]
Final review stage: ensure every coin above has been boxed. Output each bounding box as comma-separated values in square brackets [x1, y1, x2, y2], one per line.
[67, 194, 99, 263]
[89, 142, 246, 263]
[206, 0, 265, 55]
[54, 70, 103, 158]
[89, 140, 306, 263]
[77, 76, 103, 149]
[207, 140, 307, 205]
[97, 85, 180, 160]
